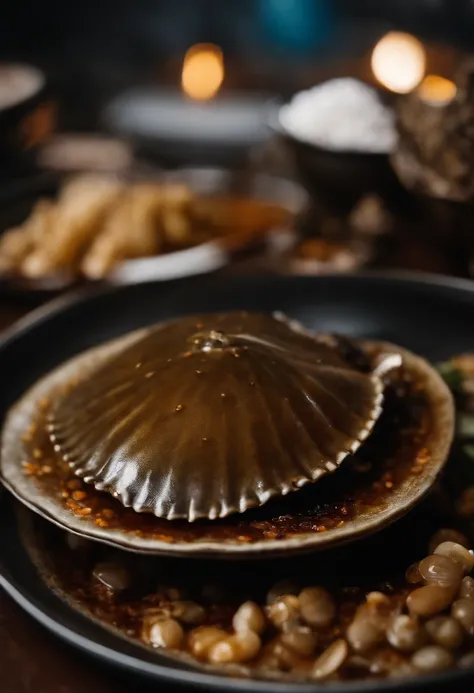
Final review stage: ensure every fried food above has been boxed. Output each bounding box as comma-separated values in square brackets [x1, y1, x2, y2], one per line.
[0, 175, 290, 281]
[0, 200, 54, 273]
[22, 176, 123, 277]
[81, 184, 163, 279]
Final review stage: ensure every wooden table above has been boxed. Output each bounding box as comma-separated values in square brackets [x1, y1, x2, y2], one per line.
[0, 596, 126, 693]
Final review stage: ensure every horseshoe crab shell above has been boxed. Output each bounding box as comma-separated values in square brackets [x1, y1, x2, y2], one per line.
[13, 312, 384, 522]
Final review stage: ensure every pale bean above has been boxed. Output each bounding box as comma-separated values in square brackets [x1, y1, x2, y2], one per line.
[208, 631, 261, 664]
[459, 576, 474, 600]
[259, 638, 300, 670]
[425, 616, 464, 649]
[429, 529, 470, 554]
[346, 606, 385, 652]
[232, 601, 266, 635]
[406, 585, 454, 618]
[145, 618, 184, 649]
[281, 624, 317, 656]
[418, 554, 463, 589]
[171, 600, 206, 625]
[266, 595, 300, 630]
[411, 646, 454, 672]
[299, 587, 336, 629]
[92, 562, 130, 593]
[434, 542, 474, 575]
[312, 639, 348, 680]
[266, 580, 299, 605]
[452, 598, 474, 635]
[387, 615, 427, 652]
[365, 591, 392, 624]
[188, 626, 227, 659]
[366, 591, 391, 611]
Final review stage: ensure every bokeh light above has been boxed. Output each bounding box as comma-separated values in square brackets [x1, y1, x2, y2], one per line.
[418, 74, 457, 105]
[371, 32, 426, 94]
[181, 44, 224, 101]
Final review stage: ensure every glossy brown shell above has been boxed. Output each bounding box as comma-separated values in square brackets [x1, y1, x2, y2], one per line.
[1, 338, 454, 558]
[45, 312, 383, 521]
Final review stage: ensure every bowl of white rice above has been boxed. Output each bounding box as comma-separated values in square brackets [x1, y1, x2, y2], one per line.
[272, 78, 400, 210]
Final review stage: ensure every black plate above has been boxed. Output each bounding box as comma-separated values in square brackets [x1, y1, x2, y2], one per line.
[2, 272, 474, 693]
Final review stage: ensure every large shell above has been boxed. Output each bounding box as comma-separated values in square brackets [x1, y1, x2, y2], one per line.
[1, 339, 454, 558]
[45, 312, 383, 521]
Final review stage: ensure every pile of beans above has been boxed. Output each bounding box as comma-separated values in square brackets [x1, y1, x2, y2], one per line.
[81, 527, 474, 681]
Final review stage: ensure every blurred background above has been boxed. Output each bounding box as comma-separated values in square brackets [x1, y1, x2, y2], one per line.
[0, 0, 474, 307]
[0, 0, 467, 131]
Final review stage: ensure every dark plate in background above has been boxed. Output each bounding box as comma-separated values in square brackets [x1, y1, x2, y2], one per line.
[0, 167, 307, 302]
[1, 272, 474, 692]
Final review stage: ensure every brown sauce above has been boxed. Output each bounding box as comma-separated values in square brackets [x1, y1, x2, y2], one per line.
[23, 363, 431, 544]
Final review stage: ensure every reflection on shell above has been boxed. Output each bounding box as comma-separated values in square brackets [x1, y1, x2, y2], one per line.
[47, 312, 384, 521]
[1, 331, 455, 557]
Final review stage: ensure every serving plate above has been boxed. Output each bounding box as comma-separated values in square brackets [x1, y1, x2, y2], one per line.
[0, 167, 306, 299]
[1, 272, 474, 692]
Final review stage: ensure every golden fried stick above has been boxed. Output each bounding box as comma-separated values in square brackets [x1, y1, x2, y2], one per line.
[0, 200, 54, 274]
[162, 182, 195, 208]
[22, 175, 123, 277]
[0, 227, 32, 274]
[159, 183, 197, 246]
[161, 209, 192, 246]
[81, 184, 163, 279]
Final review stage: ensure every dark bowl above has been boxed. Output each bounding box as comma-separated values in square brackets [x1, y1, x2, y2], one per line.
[0, 64, 56, 169]
[270, 102, 405, 214]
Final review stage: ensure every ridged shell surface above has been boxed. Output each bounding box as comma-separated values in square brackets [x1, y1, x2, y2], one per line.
[47, 312, 384, 520]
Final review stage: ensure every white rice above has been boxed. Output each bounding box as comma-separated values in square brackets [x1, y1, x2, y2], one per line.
[279, 78, 397, 154]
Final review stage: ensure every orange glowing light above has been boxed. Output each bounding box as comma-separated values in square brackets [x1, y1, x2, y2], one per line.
[181, 44, 224, 101]
[371, 32, 426, 94]
[418, 74, 457, 105]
